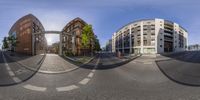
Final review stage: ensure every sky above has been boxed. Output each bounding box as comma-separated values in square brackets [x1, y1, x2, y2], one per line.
[0, 0, 200, 48]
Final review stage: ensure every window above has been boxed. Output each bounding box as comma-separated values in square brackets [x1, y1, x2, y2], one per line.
[12, 31, 17, 38]
[144, 40, 147, 46]
[151, 41, 155, 46]
[63, 37, 66, 42]
[137, 40, 141, 46]
[160, 45, 162, 47]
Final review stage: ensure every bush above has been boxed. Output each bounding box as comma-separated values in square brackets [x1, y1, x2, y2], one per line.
[64, 51, 74, 56]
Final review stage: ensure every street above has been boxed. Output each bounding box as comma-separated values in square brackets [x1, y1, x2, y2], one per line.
[1, 50, 200, 100]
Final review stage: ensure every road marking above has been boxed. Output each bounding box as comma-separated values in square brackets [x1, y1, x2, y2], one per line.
[2, 53, 7, 62]
[143, 62, 152, 64]
[88, 72, 94, 78]
[6, 66, 11, 71]
[13, 77, 22, 83]
[5, 63, 9, 66]
[91, 57, 100, 73]
[2, 53, 12, 71]
[2, 52, 23, 83]
[94, 58, 100, 68]
[8, 71, 15, 76]
[56, 85, 79, 92]
[15, 69, 26, 75]
[132, 61, 137, 63]
[23, 84, 47, 92]
[79, 78, 90, 85]
[92, 69, 96, 72]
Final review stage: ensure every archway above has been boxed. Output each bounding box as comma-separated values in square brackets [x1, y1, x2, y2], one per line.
[32, 31, 71, 55]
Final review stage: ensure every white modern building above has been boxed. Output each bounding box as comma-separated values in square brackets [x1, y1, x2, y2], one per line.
[188, 44, 200, 51]
[112, 18, 188, 54]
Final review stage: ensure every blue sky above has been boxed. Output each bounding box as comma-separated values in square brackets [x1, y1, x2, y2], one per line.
[0, 0, 200, 48]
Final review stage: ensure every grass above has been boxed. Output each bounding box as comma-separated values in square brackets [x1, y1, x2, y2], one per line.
[63, 54, 93, 65]
[75, 56, 93, 64]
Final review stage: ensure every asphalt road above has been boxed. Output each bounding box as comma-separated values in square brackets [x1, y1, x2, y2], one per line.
[156, 51, 200, 86]
[1, 50, 200, 100]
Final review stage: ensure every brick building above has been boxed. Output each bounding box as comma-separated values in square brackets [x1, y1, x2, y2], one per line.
[8, 14, 47, 55]
[62, 17, 94, 55]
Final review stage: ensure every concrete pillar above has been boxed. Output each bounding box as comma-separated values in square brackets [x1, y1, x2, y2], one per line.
[32, 33, 35, 56]
[129, 26, 132, 54]
[140, 22, 144, 54]
[59, 33, 62, 55]
[122, 32, 124, 54]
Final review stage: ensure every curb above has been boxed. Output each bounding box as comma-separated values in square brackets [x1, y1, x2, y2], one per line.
[40, 56, 95, 74]
[95, 54, 141, 70]
[82, 56, 95, 65]
[155, 60, 200, 87]
[4, 52, 46, 73]
[4, 53, 80, 74]
[64, 55, 95, 66]
[41, 56, 95, 74]
[38, 56, 96, 74]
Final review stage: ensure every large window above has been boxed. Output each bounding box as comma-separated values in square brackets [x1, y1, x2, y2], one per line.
[12, 31, 17, 38]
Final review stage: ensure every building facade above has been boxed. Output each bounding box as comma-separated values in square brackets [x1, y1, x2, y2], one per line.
[8, 14, 47, 55]
[188, 44, 200, 51]
[112, 18, 188, 54]
[106, 39, 112, 52]
[62, 17, 94, 56]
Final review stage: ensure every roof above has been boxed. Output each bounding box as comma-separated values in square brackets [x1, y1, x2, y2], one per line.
[62, 17, 87, 31]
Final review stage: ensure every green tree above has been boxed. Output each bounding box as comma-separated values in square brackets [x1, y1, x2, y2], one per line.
[8, 35, 17, 52]
[94, 35, 101, 51]
[81, 29, 89, 56]
[81, 24, 94, 56]
[2, 37, 8, 49]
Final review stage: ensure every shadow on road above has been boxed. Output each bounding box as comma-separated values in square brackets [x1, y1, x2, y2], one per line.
[0, 51, 45, 86]
[156, 51, 200, 86]
[158, 51, 200, 63]
[79, 53, 141, 70]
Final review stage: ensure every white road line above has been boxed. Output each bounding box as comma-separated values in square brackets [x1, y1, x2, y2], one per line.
[8, 71, 15, 76]
[88, 72, 94, 78]
[56, 85, 79, 92]
[6, 66, 11, 71]
[79, 78, 90, 85]
[5, 63, 9, 67]
[2, 52, 22, 83]
[94, 58, 100, 68]
[91, 57, 100, 73]
[13, 77, 22, 83]
[132, 61, 137, 63]
[92, 69, 96, 72]
[2, 53, 11, 71]
[23, 84, 47, 92]
[143, 62, 152, 64]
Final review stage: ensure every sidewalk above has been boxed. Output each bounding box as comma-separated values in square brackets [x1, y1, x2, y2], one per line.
[38, 54, 79, 74]
[122, 54, 141, 60]
[4, 52, 80, 74]
[4, 51, 45, 71]
[4, 51, 97, 74]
